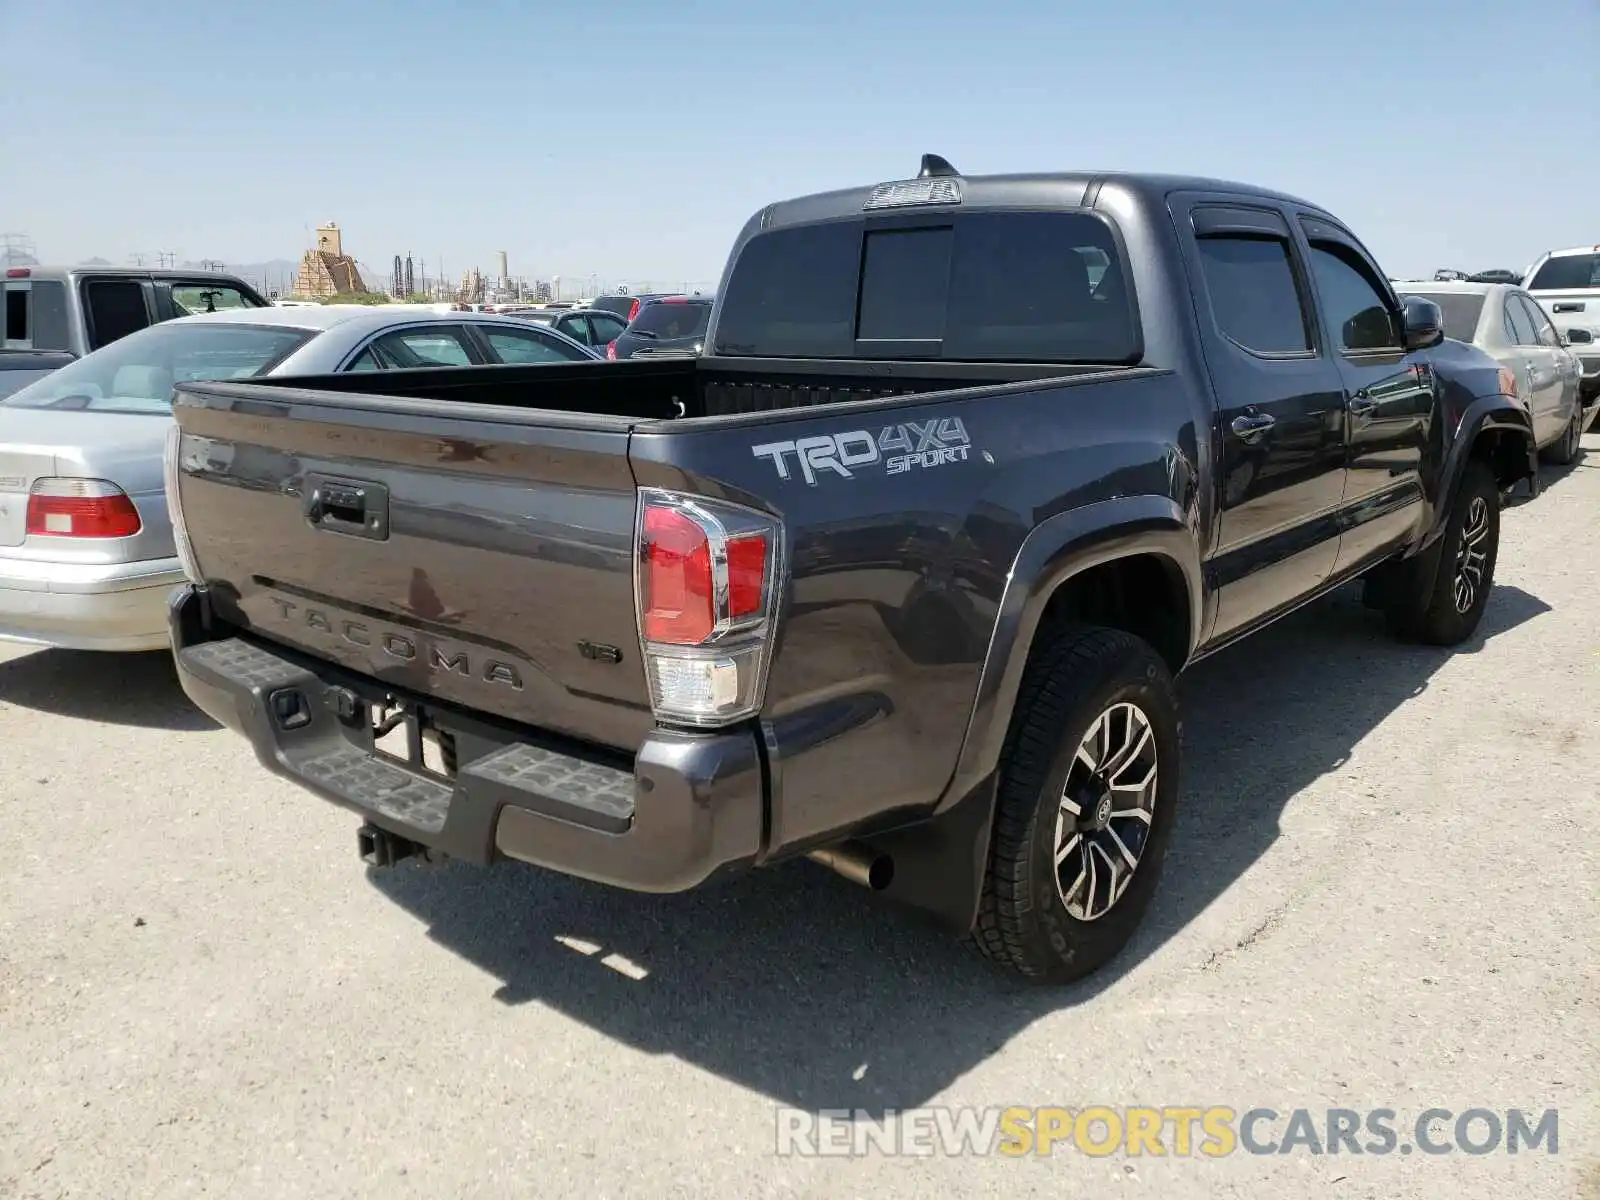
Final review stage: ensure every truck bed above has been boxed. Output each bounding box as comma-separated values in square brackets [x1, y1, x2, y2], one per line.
[235, 356, 1100, 420]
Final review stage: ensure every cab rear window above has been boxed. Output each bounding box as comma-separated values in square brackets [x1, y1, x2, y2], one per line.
[713, 211, 1140, 363]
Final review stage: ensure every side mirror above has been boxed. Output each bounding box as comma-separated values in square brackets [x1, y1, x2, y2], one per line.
[1401, 295, 1445, 350]
[1564, 327, 1594, 346]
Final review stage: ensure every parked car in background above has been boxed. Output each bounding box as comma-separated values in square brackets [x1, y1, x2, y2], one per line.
[1468, 269, 1522, 285]
[1522, 245, 1600, 413]
[606, 294, 713, 360]
[587, 292, 683, 323]
[0, 305, 598, 653]
[2, 266, 270, 362]
[507, 306, 629, 352]
[1395, 280, 1589, 460]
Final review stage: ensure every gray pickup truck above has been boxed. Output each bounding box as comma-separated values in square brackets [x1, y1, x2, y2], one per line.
[164, 158, 1537, 982]
[1, 265, 269, 396]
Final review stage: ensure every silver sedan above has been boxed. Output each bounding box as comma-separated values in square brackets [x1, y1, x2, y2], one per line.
[0, 304, 599, 651]
[1395, 281, 1591, 461]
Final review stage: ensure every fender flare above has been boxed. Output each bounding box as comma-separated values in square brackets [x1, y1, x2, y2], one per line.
[867, 494, 1201, 934]
[942, 493, 1202, 812]
[1428, 398, 1538, 547]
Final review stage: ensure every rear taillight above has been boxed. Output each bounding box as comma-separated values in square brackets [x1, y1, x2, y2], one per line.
[606, 340, 618, 361]
[627, 299, 641, 322]
[635, 489, 781, 727]
[162, 423, 204, 583]
[26, 478, 142, 538]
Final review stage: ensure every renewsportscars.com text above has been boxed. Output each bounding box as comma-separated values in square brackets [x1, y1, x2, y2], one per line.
[774, 1106, 1560, 1158]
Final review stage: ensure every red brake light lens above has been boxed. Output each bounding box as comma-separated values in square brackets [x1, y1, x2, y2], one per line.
[726, 534, 767, 619]
[627, 299, 641, 322]
[5, 267, 30, 279]
[641, 506, 714, 644]
[26, 479, 142, 538]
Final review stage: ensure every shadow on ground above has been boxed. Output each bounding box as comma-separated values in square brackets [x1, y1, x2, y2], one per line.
[368, 581, 1551, 1109]
[0, 648, 218, 732]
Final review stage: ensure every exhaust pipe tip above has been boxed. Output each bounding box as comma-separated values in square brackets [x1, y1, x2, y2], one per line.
[807, 843, 894, 891]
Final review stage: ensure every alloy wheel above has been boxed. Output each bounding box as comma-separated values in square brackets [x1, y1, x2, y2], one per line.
[1452, 496, 1490, 614]
[1052, 701, 1159, 921]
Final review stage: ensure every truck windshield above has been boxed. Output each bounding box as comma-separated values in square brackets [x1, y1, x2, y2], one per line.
[1, 322, 312, 415]
[1525, 253, 1600, 291]
[713, 211, 1140, 363]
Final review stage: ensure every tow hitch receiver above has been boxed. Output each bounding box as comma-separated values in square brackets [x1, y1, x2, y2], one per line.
[357, 822, 428, 868]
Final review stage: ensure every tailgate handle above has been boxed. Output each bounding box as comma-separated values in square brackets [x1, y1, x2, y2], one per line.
[305, 476, 389, 540]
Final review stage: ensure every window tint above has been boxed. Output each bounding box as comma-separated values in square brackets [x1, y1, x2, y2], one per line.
[1503, 297, 1537, 346]
[165, 283, 256, 316]
[482, 326, 589, 363]
[1, 322, 311, 414]
[629, 300, 712, 340]
[346, 348, 384, 372]
[557, 316, 592, 344]
[943, 213, 1137, 362]
[83, 280, 150, 349]
[29, 281, 70, 350]
[4, 290, 24, 342]
[1397, 292, 1484, 343]
[1526, 253, 1600, 291]
[857, 228, 953, 341]
[714, 212, 1139, 362]
[590, 314, 626, 342]
[1194, 236, 1310, 354]
[1515, 295, 1560, 347]
[1305, 245, 1398, 352]
[369, 327, 474, 367]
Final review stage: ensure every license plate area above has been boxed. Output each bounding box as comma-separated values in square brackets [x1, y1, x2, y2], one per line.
[369, 696, 456, 780]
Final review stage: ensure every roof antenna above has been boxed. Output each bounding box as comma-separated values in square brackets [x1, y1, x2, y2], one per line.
[918, 153, 959, 178]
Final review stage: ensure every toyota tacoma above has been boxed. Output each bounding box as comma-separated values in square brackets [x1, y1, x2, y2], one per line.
[163, 157, 1538, 982]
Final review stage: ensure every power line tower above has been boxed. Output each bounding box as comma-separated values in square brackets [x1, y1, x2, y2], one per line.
[403, 254, 415, 298]
[157, 250, 177, 268]
[1, 233, 37, 267]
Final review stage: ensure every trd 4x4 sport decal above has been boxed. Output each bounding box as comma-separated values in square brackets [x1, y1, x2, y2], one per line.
[752, 417, 975, 485]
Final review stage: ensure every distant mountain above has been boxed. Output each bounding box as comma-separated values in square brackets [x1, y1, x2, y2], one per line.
[78, 256, 113, 266]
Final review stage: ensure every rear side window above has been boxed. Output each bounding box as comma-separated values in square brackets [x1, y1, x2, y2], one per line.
[83, 280, 151, 349]
[714, 212, 1138, 362]
[1194, 236, 1311, 354]
[1398, 292, 1484, 343]
[628, 301, 712, 339]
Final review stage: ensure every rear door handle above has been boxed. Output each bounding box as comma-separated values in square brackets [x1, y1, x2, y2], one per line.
[1348, 393, 1379, 417]
[305, 475, 390, 541]
[1230, 412, 1276, 441]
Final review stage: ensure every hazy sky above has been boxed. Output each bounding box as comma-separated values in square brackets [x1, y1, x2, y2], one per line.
[3, 0, 1597, 286]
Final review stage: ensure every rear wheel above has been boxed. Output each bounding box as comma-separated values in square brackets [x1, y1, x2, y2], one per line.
[1541, 404, 1584, 466]
[1384, 461, 1500, 645]
[971, 625, 1180, 983]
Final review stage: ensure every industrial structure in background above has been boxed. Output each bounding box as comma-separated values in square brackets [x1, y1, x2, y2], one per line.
[294, 221, 367, 298]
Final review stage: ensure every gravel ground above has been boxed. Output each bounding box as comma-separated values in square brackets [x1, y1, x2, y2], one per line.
[2, 440, 1597, 1200]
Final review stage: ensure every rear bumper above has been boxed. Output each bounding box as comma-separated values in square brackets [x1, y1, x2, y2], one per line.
[168, 585, 765, 892]
[0, 556, 185, 651]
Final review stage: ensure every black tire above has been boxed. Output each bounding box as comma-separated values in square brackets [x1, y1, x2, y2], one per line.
[1384, 460, 1500, 645]
[1540, 404, 1584, 466]
[970, 625, 1180, 983]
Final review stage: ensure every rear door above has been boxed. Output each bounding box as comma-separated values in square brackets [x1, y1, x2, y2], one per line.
[171, 384, 653, 750]
[1172, 197, 1348, 641]
[1508, 292, 1567, 440]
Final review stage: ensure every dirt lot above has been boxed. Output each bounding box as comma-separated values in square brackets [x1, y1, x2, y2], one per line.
[2, 440, 1597, 1199]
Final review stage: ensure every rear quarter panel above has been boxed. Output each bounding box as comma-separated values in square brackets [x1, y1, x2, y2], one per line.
[630, 369, 1203, 855]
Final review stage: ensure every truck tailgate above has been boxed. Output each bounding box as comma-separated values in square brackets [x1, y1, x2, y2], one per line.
[169, 383, 653, 752]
